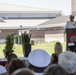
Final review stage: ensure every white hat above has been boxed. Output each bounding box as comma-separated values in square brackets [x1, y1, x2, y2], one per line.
[68, 43, 75, 46]
[28, 49, 50, 68]
[58, 51, 76, 73]
[0, 65, 6, 74]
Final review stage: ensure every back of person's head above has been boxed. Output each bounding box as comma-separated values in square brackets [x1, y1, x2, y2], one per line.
[58, 51, 76, 74]
[54, 42, 63, 54]
[7, 53, 17, 63]
[43, 64, 69, 75]
[12, 68, 34, 75]
[7, 58, 26, 75]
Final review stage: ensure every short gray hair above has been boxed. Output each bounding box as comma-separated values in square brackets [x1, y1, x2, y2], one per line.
[58, 51, 76, 74]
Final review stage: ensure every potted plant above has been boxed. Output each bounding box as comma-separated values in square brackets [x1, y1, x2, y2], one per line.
[3, 34, 14, 58]
[22, 31, 31, 57]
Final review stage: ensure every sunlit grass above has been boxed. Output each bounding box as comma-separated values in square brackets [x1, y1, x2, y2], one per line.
[0, 42, 66, 58]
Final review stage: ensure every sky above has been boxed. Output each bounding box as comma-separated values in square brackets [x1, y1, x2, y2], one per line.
[0, 0, 71, 15]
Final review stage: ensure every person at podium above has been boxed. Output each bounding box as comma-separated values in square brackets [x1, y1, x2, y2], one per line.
[65, 15, 76, 50]
[65, 15, 76, 29]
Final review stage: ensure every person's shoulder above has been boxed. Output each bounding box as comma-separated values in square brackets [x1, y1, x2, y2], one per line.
[1, 72, 8, 75]
[67, 21, 70, 23]
[66, 21, 70, 25]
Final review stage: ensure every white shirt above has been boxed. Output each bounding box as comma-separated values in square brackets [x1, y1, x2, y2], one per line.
[65, 21, 76, 29]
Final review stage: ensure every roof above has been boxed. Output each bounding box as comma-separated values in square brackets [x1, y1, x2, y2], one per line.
[39, 16, 69, 25]
[0, 16, 75, 29]
[0, 3, 61, 12]
[0, 16, 71, 29]
[0, 19, 49, 29]
[0, 3, 63, 29]
[38, 16, 70, 28]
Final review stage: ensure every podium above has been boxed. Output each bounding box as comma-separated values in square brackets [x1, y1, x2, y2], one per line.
[65, 28, 76, 50]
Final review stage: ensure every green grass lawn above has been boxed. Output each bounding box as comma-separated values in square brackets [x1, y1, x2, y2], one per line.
[0, 42, 66, 58]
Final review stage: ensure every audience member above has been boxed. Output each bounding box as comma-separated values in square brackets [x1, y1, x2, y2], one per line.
[28, 49, 50, 75]
[7, 58, 26, 75]
[73, 41, 76, 53]
[5, 53, 17, 69]
[58, 51, 76, 75]
[12, 68, 34, 75]
[43, 64, 69, 75]
[0, 65, 6, 74]
[74, 70, 76, 75]
[68, 43, 75, 52]
[51, 42, 63, 64]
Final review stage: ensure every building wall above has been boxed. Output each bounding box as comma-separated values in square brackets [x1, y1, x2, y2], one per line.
[30, 30, 45, 38]
[72, 0, 76, 15]
[45, 30, 65, 42]
[0, 29, 65, 44]
[0, 29, 18, 43]
[30, 30, 45, 43]
[30, 29, 65, 43]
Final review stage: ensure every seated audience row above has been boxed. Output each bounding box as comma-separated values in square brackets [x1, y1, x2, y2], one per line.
[1, 41, 76, 75]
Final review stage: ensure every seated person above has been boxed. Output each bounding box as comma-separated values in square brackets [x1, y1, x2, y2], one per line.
[68, 43, 75, 52]
[12, 68, 34, 75]
[58, 51, 76, 75]
[51, 42, 63, 64]
[7, 58, 26, 75]
[43, 64, 69, 75]
[28, 49, 50, 75]
[5, 53, 17, 69]
[0, 65, 6, 75]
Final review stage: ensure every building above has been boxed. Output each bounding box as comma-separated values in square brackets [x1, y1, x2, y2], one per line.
[37, 0, 76, 42]
[0, 3, 62, 44]
[38, 16, 69, 42]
